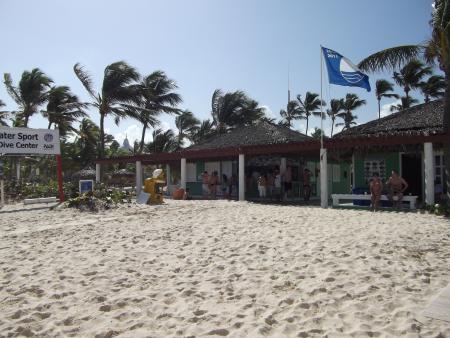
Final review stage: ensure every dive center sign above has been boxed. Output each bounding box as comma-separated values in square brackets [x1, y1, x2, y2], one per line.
[0, 127, 60, 155]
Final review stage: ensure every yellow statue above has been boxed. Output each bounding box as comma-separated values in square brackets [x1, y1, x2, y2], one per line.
[143, 168, 166, 204]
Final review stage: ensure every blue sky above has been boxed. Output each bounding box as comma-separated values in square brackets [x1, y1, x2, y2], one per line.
[0, 0, 435, 144]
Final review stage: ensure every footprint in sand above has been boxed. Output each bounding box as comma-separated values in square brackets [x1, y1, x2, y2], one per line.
[207, 328, 229, 336]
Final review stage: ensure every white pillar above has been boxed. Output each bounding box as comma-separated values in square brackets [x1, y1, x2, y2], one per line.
[136, 161, 142, 195]
[180, 158, 186, 190]
[320, 148, 328, 208]
[239, 154, 245, 201]
[424, 142, 435, 205]
[95, 163, 101, 183]
[280, 157, 287, 175]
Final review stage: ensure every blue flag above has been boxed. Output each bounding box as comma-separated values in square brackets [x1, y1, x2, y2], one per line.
[322, 47, 371, 92]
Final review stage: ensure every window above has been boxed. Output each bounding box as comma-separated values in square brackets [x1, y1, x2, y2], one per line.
[186, 163, 197, 182]
[363, 159, 385, 183]
[333, 164, 341, 182]
[221, 161, 232, 179]
[435, 154, 444, 185]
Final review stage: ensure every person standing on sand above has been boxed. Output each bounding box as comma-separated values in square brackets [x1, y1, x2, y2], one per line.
[209, 171, 219, 199]
[283, 166, 293, 200]
[229, 174, 237, 197]
[369, 172, 383, 211]
[386, 170, 408, 208]
[266, 171, 274, 199]
[257, 173, 267, 198]
[201, 171, 209, 198]
[303, 168, 311, 204]
[274, 169, 281, 201]
[221, 174, 229, 199]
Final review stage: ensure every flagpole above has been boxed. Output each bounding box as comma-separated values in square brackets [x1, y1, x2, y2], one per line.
[319, 45, 328, 208]
[320, 46, 323, 148]
[287, 63, 291, 110]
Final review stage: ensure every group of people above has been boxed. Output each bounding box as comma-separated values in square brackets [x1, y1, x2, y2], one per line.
[201, 170, 237, 199]
[369, 169, 409, 211]
[255, 166, 313, 203]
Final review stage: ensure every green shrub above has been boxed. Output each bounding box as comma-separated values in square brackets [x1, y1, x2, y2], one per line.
[65, 184, 132, 212]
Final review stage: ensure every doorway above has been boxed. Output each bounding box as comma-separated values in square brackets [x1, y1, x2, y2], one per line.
[401, 153, 422, 198]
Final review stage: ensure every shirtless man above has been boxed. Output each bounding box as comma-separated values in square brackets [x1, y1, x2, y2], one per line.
[386, 170, 408, 208]
[369, 173, 383, 211]
[201, 171, 209, 198]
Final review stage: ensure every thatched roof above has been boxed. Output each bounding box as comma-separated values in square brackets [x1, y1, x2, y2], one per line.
[334, 100, 444, 139]
[187, 121, 313, 151]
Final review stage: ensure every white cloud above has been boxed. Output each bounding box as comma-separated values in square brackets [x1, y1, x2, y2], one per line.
[159, 121, 171, 132]
[260, 104, 277, 119]
[298, 122, 306, 132]
[379, 99, 401, 118]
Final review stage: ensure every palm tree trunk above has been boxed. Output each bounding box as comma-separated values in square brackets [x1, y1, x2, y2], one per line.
[378, 99, 381, 119]
[305, 117, 309, 135]
[139, 123, 147, 153]
[99, 113, 105, 159]
[330, 118, 334, 137]
[48, 121, 52, 129]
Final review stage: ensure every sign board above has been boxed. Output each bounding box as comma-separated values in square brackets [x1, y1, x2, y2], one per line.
[0, 127, 60, 155]
[79, 180, 94, 194]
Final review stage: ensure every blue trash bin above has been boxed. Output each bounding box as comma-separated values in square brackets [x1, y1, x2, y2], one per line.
[352, 187, 371, 206]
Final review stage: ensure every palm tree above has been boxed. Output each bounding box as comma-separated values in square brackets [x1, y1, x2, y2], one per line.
[420, 75, 445, 102]
[337, 93, 366, 130]
[375, 79, 399, 119]
[75, 118, 101, 166]
[326, 99, 343, 137]
[73, 61, 140, 159]
[211, 89, 265, 132]
[0, 99, 9, 126]
[191, 119, 215, 144]
[392, 60, 431, 100]
[42, 86, 87, 137]
[3, 68, 53, 127]
[135, 71, 182, 153]
[389, 96, 419, 112]
[175, 110, 200, 147]
[297, 92, 325, 135]
[145, 128, 178, 153]
[311, 127, 325, 140]
[279, 100, 304, 128]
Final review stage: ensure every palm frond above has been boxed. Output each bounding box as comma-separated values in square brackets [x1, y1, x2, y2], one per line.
[358, 45, 424, 72]
[73, 63, 98, 100]
[3, 73, 22, 105]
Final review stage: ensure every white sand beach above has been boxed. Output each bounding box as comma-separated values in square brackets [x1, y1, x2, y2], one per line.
[1, 200, 450, 337]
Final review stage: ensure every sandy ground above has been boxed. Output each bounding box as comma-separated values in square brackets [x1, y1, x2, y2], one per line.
[1, 200, 450, 338]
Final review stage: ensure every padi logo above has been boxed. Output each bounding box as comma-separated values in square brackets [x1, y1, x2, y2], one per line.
[44, 133, 53, 142]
